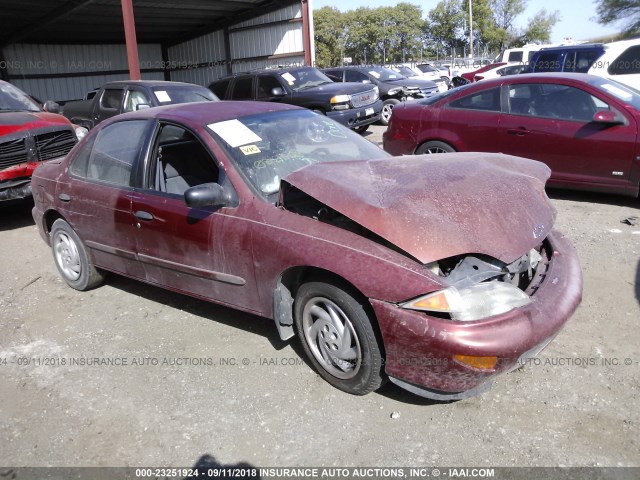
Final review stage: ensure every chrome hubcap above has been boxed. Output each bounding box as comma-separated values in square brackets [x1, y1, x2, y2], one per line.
[302, 297, 361, 379]
[54, 232, 81, 281]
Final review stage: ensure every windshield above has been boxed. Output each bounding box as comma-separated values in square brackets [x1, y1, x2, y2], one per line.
[151, 86, 218, 104]
[208, 110, 389, 201]
[0, 82, 41, 112]
[368, 67, 407, 82]
[394, 66, 417, 77]
[590, 77, 640, 110]
[278, 69, 334, 92]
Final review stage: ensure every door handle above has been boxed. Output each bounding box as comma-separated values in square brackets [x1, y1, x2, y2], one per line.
[135, 210, 154, 221]
[507, 127, 530, 136]
[58, 193, 71, 202]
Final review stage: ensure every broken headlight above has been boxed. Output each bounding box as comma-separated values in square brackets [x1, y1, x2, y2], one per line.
[401, 282, 531, 322]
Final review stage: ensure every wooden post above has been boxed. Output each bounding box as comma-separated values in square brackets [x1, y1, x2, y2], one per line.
[121, 0, 141, 80]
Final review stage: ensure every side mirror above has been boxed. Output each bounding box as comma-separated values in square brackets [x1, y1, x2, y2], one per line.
[43, 100, 61, 114]
[592, 110, 622, 125]
[271, 87, 286, 97]
[135, 103, 151, 110]
[184, 183, 229, 208]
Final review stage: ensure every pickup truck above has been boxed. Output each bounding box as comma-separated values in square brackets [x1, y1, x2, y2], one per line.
[63, 80, 218, 130]
[0, 80, 83, 202]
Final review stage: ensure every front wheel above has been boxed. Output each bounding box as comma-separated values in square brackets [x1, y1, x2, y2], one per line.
[294, 282, 384, 395]
[415, 140, 455, 155]
[50, 219, 104, 291]
[380, 99, 400, 126]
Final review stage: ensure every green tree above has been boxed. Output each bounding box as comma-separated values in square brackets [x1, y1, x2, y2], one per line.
[427, 0, 465, 57]
[313, 7, 346, 68]
[519, 9, 560, 44]
[595, 0, 640, 37]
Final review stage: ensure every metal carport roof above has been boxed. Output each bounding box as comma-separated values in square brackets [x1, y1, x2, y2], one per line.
[0, 0, 301, 46]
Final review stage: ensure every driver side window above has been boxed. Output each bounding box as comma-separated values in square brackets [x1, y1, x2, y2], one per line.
[151, 123, 220, 196]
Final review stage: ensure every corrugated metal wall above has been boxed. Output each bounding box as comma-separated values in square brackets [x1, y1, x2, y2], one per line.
[167, 4, 305, 85]
[2, 3, 308, 100]
[2, 43, 164, 102]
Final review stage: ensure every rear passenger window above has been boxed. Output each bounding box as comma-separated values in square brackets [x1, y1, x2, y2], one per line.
[100, 89, 124, 110]
[609, 46, 640, 75]
[532, 53, 562, 72]
[210, 80, 230, 99]
[324, 70, 343, 82]
[508, 51, 523, 62]
[450, 87, 501, 112]
[230, 77, 253, 100]
[345, 70, 369, 83]
[85, 121, 148, 186]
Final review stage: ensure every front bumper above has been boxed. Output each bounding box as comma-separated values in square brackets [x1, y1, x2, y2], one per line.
[371, 230, 582, 400]
[326, 99, 383, 129]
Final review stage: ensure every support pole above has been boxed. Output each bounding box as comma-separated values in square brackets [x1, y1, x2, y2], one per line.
[121, 0, 141, 80]
[469, 0, 473, 59]
[301, 0, 312, 66]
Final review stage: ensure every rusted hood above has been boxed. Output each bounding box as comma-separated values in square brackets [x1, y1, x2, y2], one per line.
[282, 153, 556, 264]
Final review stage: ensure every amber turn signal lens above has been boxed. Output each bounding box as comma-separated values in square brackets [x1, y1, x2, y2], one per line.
[453, 354, 498, 370]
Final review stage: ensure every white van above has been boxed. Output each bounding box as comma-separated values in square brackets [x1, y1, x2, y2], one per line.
[497, 44, 556, 64]
[588, 38, 640, 90]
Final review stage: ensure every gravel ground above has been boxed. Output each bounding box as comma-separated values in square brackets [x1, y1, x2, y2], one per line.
[1, 124, 639, 468]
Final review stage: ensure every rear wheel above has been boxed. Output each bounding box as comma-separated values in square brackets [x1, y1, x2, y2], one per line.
[51, 219, 104, 291]
[353, 124, 369, 134]
[415, 140, 455, 155]
[380, 99, 400, 126]
[294, 281, 384, 395]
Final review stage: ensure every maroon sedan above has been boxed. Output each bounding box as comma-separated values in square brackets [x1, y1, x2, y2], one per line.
[31, 101, 582, 400]
[384, 73, 640, 197]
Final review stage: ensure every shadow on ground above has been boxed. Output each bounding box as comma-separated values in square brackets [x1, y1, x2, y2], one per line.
[0, 198, 35, 231]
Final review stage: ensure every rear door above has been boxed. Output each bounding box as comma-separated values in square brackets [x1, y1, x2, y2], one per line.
[500, 82, 637, 189]
[438, 86, 503, 152]
[60, 119, 152, 278]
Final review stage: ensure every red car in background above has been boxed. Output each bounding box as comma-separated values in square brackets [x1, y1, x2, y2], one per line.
[383, 73, 640, 197]
[0, 80, 85, 202]
[461, 62, 506, 81]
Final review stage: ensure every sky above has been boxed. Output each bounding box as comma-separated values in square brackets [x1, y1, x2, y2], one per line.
[310, 0, 621, 44]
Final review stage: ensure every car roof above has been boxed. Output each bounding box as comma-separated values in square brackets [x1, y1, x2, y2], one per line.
[536, 43, 604, 53]
[213, 66, 315, 82]
[103, 80, 207, 88]
[102, 100, 303, 126]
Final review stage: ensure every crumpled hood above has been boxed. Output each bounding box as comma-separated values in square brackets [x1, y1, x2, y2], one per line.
[282, 153, 556, 264]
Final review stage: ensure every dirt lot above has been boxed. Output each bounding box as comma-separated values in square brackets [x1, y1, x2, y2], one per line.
[1, 124, 639, 468]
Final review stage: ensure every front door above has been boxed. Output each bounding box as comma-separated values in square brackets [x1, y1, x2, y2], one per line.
[500, 82, 637, 189]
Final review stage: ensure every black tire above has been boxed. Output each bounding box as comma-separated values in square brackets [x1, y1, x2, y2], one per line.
[294, 281, 384, 395]
[50, 219, 104, 291]
[415, 140, 455, 155]
[380, 98, 400, 126]
[353, 124, 369, 134]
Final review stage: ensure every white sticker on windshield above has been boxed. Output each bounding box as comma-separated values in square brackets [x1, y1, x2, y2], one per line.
[154, 90, 172, 102]
[368, 71, 381, 79]
[600, 83, 632, 101]
[208, 120, 262, 148]
[281, 72, 296, 84]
